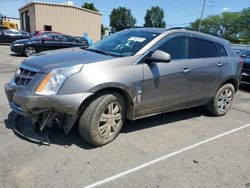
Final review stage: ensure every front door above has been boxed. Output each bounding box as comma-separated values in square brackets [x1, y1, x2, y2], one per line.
[138, 35, 192, 116]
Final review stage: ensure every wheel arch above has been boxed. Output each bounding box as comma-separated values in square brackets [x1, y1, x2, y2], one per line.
[78, 84, 136, 120]
[220, 76, 239, 92]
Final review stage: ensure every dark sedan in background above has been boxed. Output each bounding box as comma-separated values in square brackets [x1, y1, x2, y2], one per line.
[11, 34, 88, 56]
[234, 48, 250, 84]
[0, 29, 30, 43]
[241, 56, 250, 85]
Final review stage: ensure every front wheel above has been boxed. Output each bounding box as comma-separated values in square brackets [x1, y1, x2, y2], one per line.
[79, 93, 126, 146]
[24, 46, 37, 56]
[206, 83, 235, 116]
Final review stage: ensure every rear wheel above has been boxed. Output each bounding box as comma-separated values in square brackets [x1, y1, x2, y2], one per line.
[206, 83, 235, 116]
[79, 93, 126, 146]
[24, 46, 37, 56]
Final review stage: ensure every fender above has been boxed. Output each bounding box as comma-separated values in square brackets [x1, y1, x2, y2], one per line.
[87, 82, 138, 120]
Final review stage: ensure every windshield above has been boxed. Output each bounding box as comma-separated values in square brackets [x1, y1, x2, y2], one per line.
[88, 30, 160, 57]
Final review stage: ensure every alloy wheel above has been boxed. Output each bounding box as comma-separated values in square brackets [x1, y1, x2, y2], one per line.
[25, 46, 36, 56]
[98, 102, 122, 138]
[217, 88, 233, 113]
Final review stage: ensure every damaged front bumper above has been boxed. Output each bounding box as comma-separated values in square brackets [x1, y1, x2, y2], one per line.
[5, 82, 93, 134]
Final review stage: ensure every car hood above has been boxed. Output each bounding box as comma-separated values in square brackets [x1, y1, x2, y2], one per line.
[22, 47, 116, 73]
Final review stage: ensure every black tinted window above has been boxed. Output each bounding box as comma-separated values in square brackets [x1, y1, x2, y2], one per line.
[44, 35, 60, 42]
[189, 38, 217, 58]
[158, 36, 187, 60]
[216, 43, 228, 57]
[60, 35, 71, 42]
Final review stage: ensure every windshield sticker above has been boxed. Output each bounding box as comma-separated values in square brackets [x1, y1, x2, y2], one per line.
[128, 37, 146, 42]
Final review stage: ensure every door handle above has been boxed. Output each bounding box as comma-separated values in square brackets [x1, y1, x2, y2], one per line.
[182, 68, 191, 74]
[217, 62, 224, 67]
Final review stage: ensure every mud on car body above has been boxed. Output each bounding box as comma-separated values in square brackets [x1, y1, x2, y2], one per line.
[5, 28, 242, 146]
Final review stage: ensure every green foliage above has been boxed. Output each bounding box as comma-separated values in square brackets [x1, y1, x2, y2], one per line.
[239, 7, 250, 43]
[109, 7, 137, 32]
[81, 2, 98, 12]
[101, 24, 105, 35]
[101, 24, 109, 35]
[190, 7, 250, 44]
[144, 6, 166, 28]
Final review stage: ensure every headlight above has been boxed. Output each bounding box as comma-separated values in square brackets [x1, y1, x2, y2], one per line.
[35, 64, 83, 95]
[13, 43, 24, 46]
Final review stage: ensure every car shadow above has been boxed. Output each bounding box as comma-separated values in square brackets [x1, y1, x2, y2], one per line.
[9, 53, 25, 57]
[0, 43, 11, 46]
[121, 107, 208, 133]
[4, 107, 209, 149]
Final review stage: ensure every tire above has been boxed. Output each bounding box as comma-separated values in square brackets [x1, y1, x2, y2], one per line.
[24, 46, 37, 57]
[79, 93, 126, 146]
[206, 83, 235, 116]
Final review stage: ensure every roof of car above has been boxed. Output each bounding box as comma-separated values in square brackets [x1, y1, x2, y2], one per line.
[129, 27, 167, 33]
[129, 27, 229, 44]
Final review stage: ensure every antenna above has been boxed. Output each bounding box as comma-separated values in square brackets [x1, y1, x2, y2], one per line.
[198, 0, 215, 30]
[198, 0, 207, 31]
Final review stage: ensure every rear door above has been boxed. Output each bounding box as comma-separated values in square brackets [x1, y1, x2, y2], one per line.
[187, 36, 223, 105]
[60, 35, 78, 48]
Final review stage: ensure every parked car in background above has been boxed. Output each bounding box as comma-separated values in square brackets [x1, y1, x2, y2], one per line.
[5, 28, 242, 146]
[234, 48, 250, 84]
[0, 29, 30, 43]
[30, 30, 61, 38]
[241, 58, 250, 84]
[11, 34, 87, 56]
[234, 48, 250, 58]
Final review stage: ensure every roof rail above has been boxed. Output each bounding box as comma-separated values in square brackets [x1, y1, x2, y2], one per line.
[166, 27, 222, 38]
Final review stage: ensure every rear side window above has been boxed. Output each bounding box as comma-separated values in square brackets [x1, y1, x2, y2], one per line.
[216, 43, 228, 57]
[158, 36, 187, 60]
[188, 38, 217, 58]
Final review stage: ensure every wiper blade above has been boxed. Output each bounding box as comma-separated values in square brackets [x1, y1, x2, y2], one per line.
[87, 48, 111, 56]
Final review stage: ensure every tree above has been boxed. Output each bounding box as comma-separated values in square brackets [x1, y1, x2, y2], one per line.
[101, 24, 105, 35]
[190, 8, 250, 43]
[82, 2, 98, 12]
[110, 7, 136, 32]
[101, 24, 109, 35]
[144, 6, 166, 28]
[239, 7, 250, 43]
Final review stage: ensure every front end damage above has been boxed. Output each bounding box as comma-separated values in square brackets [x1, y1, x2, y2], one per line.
[5, 75, 93, 145]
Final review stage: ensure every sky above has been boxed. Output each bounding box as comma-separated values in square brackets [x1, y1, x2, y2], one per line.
[0, 0, 249, 28]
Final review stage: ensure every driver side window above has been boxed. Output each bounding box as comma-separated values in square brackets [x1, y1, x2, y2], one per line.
[158, 36, 187, 60]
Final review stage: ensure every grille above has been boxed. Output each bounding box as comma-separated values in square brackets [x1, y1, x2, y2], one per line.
[14, 67, 37, 86]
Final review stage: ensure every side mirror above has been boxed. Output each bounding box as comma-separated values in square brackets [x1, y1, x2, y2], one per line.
[146, 50, 171, 63]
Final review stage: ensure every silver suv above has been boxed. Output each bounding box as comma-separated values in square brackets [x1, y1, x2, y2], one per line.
[5, 28, 242, 146]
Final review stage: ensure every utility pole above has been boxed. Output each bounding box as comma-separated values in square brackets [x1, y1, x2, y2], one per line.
[198, 0, 207, 31]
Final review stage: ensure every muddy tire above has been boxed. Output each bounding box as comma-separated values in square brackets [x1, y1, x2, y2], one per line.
[79, 93, 126, 146]
[206, 83, 235, 116]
